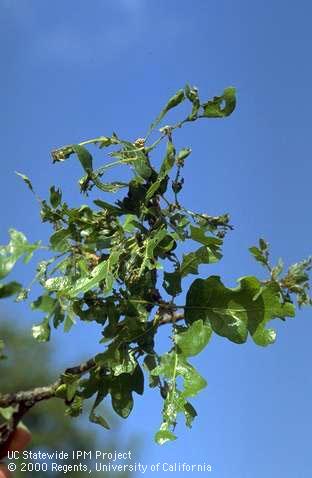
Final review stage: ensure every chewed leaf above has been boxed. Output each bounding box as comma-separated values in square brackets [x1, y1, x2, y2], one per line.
[0, 229, 40, 280]
[202, 87, 236, 118]
[185, 275, 295, 346]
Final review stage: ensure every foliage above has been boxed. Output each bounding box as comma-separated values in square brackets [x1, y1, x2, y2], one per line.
[0, 321, 134, 477]
[0, 84, 311, 445]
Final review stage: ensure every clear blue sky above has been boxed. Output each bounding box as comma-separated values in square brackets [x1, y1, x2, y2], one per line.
[1, 1, 312, 476]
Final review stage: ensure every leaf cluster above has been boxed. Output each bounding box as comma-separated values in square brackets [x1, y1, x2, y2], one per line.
[0, 84, 311, 444]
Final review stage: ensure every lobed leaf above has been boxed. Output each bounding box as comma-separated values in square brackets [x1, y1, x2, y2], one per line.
[0, 229, 40, 280]
[185, 276, 295, 346]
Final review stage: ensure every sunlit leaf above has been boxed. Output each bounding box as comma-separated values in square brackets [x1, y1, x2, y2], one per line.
[202, 87, 236, 118]
[148, 89, 185, 134]
[72, 144, 93, 173]
[67, 249, 121, 297]
[185, 276, 295, 346]
[155, 429, 177, 445]
[0, 229, 40, 279]
[32, 317, 51, 342]
[175, 320, 212, 357]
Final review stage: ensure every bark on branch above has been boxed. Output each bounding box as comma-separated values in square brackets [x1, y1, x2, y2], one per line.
[0, 311, 183, 452]
[0, 357, 96, 452]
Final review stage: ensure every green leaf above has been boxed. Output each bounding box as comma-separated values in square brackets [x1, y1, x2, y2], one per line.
[32, 317, 51, 342]
[132, 364, 144, 395]
[96, 345, 137, 376]
[90, 406, 110, 429]
[143, 355, 160, 388]
[49, 229, 71, 252]
[184, 401, 197, 428]
[180, 245, 219, 277]
[153, 351, 206, 440]
[72, 144, 93, 173]
[0, 229, 40, 279]
[31, 294, 56, 313]
[122, 214, 138, 233]
[51, 145, 75, 163]
[202, 87, 236, 118]
[152, 352, 207, 398]
[176, 147, 191, 164]
[163, 89, 185, 113]
[163, 270, 182, 297]
[139, 228, 167, 275]
[65, 395, 83, 417]
[148, 89, 185, 134]
[185, 84, 200, 120]
[145, 179, 162, 201]
[61, 374, 79, 402]
[110, 374, 134, 419]
[155, 429, 177, 445]
[15, 288, 29, 302]
[272, 258, 284, 279]
[63, 311, 76, 332]
[90, 176, 128, 193]
[93, 199, 124, 216]
[159, 141, 176, 178]
[67, 249, 121, 297]
[111, 140, 153, 180]
[126, 143, 152, 180]
[185, 276, 295, 346]
[0, 281, 22, 299]
[134, 157, 152, 180]
[15, 171, 35, 194]
[49, 186, 62, 208]
[45, 276, 71, 292]
[175, 320, 212, 357]
[249, 246, 267, 265]
[97, 136, 118, 148]
[190, 225, 223, 247]
[259, 238, 268, 251]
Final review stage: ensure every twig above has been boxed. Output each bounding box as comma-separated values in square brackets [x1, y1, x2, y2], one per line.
[0, 357, 96, 452]
[0, 313, 182, 452]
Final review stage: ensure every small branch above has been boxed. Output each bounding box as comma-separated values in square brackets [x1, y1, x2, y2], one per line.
[0, 313, 182, 452]
[158, 311, 184, 325]
[0, 357, 96, 451]
[64, 357, 96, 376]
[0, 382, 59, 409]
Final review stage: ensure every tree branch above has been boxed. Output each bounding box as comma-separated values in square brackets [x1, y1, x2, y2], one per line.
[0, 357, 96, 451]
[0, 311, 184, 451]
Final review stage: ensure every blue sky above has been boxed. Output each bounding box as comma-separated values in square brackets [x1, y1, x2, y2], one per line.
[1, 1, 312, 476]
